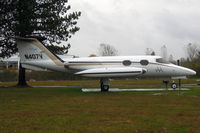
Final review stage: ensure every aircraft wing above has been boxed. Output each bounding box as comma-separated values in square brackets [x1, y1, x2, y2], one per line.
[75, 67, 147, 78]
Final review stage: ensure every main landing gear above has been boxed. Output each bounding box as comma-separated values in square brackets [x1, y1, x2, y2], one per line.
[100, 78, 110, 92]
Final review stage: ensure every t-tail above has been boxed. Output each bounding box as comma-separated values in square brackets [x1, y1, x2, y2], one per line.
[16, 37, 65, 72]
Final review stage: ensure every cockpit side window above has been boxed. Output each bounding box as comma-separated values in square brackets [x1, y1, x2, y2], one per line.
[156, 58, 170, 64]
[140, 60, 149, 66]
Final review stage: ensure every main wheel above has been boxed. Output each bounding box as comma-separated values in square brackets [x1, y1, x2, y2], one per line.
[101, 84, 109, 92]
[171, 83, 177, 89]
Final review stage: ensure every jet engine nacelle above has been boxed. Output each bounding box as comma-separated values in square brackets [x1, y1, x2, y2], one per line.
[75, 67, 147, 78]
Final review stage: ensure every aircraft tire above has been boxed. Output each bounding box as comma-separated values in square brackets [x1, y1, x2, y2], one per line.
[101, 84, 109, 92]
[171, 83, 177, 89]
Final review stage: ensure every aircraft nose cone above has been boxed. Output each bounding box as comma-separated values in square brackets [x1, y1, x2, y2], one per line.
[188, 69, 196, 75]
[184, 68, 196, 76]
[171, 65, 196, 76]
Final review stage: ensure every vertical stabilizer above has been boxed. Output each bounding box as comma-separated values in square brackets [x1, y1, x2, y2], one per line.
[15, 37, 65, 71]
[16, 37, 64, 66]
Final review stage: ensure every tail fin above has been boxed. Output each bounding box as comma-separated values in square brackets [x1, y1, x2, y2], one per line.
[16, 37, 64, 66]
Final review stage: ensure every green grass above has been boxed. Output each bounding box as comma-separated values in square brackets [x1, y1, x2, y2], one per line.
[1, 78, 199, 88]
[0, 86, 200, 133]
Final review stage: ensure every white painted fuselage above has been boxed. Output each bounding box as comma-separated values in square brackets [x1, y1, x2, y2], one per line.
[16, 37, 196, 79]
[22, 55, 196, 79]
[65, 56, 196, 78]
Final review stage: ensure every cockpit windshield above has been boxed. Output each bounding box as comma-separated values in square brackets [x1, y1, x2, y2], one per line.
[156, 58, 170, 64]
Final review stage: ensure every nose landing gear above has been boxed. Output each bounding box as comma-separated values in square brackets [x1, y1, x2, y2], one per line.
[171, 83, 178, 89]
[163, 80, 179, 89]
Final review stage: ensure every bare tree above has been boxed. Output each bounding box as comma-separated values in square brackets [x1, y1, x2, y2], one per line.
[98, 43, 118, 56]
[187, 43, 200, 61]
[169, 54, 174, 62]
[145, 48, 155, 56]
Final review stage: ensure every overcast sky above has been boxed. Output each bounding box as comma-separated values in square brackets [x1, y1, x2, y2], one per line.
[67, 0, 200, 59]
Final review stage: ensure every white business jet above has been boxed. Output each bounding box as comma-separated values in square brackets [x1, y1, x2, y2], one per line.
[16, 37, 196, 91]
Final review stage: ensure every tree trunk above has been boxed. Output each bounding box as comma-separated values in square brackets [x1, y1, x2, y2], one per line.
[17, 63, 28, 87]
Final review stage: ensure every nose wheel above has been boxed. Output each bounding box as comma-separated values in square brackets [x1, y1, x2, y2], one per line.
[171, 83, 178, 89]
[163, 80, 178, 89]
[100, 78, 110, 92]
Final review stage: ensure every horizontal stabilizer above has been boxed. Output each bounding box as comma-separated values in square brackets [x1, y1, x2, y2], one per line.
[22, 64, 51, 72]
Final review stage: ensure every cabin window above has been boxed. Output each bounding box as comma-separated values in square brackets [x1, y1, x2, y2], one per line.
[140, 60, 149, 66]
[122, 60, 131, 66]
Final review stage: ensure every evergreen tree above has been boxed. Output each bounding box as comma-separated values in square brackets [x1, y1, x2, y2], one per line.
[0, 0, 81, 86]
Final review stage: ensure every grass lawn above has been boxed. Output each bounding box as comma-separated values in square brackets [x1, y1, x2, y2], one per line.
[1, 78, 199, 88]
[0, 85, 200, 133]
